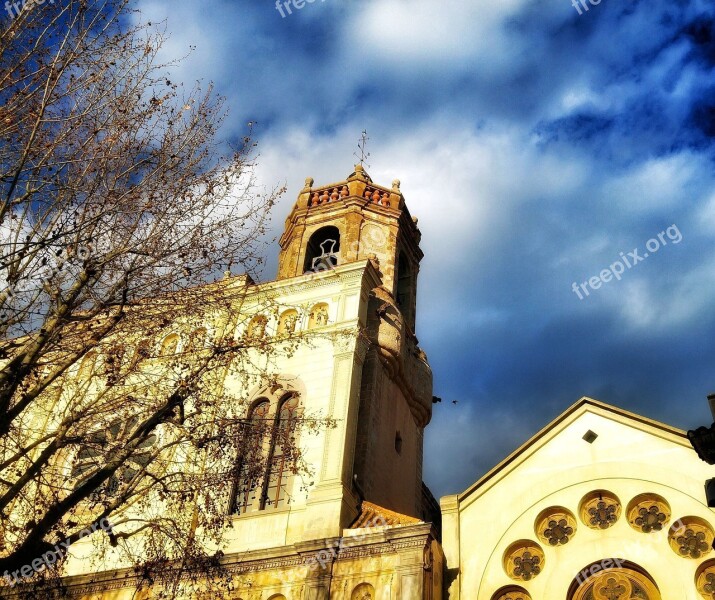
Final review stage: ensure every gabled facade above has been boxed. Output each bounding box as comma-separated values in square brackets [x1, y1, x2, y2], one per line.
[441, 398, 715, 600]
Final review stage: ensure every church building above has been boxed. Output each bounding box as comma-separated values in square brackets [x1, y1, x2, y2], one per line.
[11, 167, 715, 600]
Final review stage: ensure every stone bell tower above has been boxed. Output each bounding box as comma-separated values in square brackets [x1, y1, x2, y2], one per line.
[278, 166, 434, 521]
[278, 164, 423, 330]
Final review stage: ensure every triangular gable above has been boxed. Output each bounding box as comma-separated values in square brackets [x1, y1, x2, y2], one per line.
[457, 396, 689, 504]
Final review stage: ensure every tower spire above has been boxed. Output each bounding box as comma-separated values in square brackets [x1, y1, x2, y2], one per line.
[354, 130, 371, 169]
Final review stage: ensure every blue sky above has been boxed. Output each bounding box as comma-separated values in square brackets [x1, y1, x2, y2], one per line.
[134, 0, 715, 498]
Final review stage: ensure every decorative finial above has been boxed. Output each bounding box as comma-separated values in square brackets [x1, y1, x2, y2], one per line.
[303, 177, 314, 191]
[354, 129, 371, 169]
[392, 179, 401, 191]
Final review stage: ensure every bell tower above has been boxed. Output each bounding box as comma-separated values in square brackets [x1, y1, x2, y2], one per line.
[278, 166, 434, 521]
[278, 164, 423, 329]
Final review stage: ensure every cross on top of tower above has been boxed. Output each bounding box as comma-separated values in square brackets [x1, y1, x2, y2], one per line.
[354, 130, 371, 169]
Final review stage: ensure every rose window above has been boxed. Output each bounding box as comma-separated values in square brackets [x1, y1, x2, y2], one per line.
[535, 507, 577, 546]
[626, 494, 671, 534]
[635, 506, 667, 532]
[668, 517, 714, 560]
[579, 491, 621, 531]
[503, 541, 545, 582]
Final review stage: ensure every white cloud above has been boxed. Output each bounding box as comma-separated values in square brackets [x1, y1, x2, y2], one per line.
[602, 153, 700, 214]
[697, 189, 715, 233]
[345, 0, 530, 68]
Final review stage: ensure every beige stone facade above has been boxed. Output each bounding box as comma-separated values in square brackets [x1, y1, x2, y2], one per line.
[4, 167, 440, 600]
[5, 167, 714, 600]
[441, 398, 715, 600]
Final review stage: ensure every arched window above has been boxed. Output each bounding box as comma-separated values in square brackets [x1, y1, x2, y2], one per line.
[308, 303, 329, 329]
[160, 333, 180, 356]
[568, 561, 661, 600]
[303, 226, 340, 273]
[265, 394, 300, 509]
[351, 583, 375, 600]
[278, 309, 299, 335]
[246, 315, 268, 339]
[232, 400, 271, 514]
[231, 389, 302, 514]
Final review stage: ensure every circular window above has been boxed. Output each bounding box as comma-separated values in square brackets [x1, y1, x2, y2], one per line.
[568, 562, 661, 600]
[535, 506, 577, 546]
[668, 516, 715, 559]
[626, 493, 671, 534]
[579, 490, 621, 530]
[695, 559, 715, 599]
[503, 540, 545, 582]
[491, 586, 532, 600]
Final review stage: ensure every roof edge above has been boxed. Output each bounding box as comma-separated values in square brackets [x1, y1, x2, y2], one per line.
[454, 396, 688, 504]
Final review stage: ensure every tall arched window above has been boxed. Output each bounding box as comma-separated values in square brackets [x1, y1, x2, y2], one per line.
[303, 226, 340, 273]
[232, 400, 271, 514]
[231, 389, 302, 514]
[265, 394, 300, 509]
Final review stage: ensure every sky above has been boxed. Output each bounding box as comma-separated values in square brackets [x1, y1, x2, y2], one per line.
[132, 0, 715, 499]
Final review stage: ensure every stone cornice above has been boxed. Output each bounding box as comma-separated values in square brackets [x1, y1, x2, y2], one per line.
[7, 524, 438, 597]
[242, 261, 378, 302]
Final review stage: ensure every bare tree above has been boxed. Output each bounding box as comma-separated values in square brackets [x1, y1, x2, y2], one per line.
[0, 1, 333, 593]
